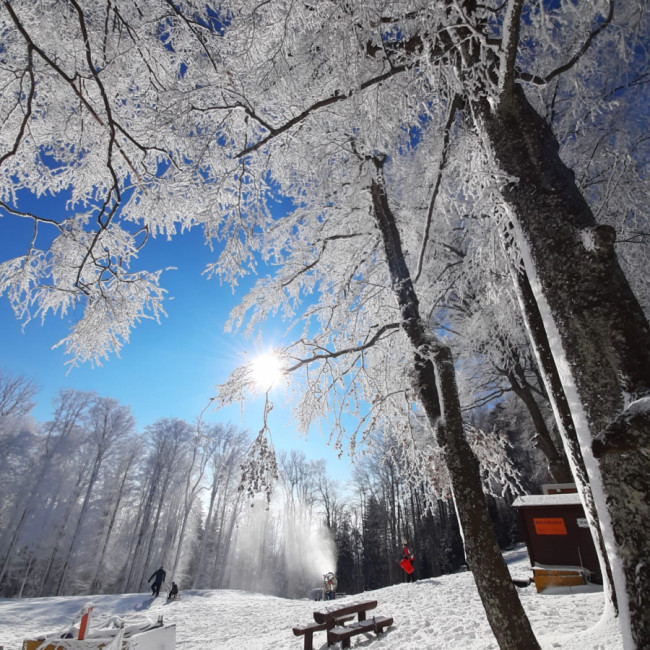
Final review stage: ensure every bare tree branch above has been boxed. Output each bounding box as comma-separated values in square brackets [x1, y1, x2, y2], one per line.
[518, 0, 614, 86]
[414, 93, 461, 284]
[235, 65, 408, 158]
[285, 323, 401, 373]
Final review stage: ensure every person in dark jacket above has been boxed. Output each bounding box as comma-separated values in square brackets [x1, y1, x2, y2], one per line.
[148, 566, 166, 597]
[167, 582, 179, 600]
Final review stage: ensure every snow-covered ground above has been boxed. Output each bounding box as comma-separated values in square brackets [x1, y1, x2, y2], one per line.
[0, 548, 622, 649]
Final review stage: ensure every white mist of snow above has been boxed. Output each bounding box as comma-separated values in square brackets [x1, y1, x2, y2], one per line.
[225, 496, 336, 599]
[284, 518, 337, 590]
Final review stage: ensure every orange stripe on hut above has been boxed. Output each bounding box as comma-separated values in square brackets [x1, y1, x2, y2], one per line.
[533, 518, 567, 535]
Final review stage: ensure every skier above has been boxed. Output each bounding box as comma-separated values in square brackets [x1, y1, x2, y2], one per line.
[167, 582, 179, 601]
[148, 566, 166, 597]
[400, 540, 416, 583]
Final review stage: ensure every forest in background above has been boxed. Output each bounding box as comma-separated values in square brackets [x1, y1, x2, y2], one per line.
[0, 369, 550, 600]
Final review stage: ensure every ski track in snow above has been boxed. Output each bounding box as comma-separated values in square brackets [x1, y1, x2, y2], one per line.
[0, 550, 623, 649]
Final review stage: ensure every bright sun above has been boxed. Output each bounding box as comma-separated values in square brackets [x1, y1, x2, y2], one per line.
[250, 352, 284, 391]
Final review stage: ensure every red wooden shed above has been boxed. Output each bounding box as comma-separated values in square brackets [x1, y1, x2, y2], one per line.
[512, 492, 601, 592]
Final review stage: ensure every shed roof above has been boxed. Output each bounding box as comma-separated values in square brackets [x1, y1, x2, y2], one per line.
[512, 493, 582, 508]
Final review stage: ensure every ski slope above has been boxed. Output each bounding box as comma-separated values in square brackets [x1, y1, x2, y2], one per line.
[0, 548, 622, 649]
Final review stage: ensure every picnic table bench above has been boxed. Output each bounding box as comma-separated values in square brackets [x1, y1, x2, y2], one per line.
[293, 599, 393, 649]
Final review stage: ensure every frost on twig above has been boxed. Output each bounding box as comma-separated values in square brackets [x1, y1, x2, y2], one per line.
[0, 223, 168, 367]
[238, 396, 278, 505]
[392, 416, 524, 505]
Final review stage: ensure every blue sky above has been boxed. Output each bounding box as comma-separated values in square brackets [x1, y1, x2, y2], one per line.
[0, 222, 353, 482]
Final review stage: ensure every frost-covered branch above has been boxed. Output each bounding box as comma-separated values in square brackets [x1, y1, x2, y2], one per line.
[235, 65, 408, 158]
[517, 0, 614, 86]
[414, 94, 461, 284]
[497, 0, 524, 101]
[0, 44, 34, 169]
[284, 323, 401, 372]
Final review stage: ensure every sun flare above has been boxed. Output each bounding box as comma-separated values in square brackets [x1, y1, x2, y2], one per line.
[250, 352, 284, 391]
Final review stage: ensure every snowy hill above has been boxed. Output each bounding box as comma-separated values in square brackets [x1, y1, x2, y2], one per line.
[0, 549, 622, 650]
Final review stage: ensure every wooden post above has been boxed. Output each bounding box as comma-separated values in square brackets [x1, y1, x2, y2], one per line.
[78, 604, 94, 640]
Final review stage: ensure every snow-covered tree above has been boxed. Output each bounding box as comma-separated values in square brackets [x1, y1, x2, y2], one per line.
[0, 388, 93, 594]
[1, 0, 649, 645]
[54, 396, 135, 595]
[0, 370, 39, 526]
[122, 417, 191, 592]
[192, 423, 249, 589]
[89, 434, 140, 593]
[196, 5, 650, 644]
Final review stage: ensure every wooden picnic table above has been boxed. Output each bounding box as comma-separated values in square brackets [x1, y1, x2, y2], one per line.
[312, 599, 378, 625]
[294, 599, 392, 649]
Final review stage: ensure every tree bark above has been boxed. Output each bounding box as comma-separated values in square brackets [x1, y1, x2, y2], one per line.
[506, 248, 617, 609]
[505, 364, 573, 484]
[479, 84, 650, 646]
[370, 171, 540, 649]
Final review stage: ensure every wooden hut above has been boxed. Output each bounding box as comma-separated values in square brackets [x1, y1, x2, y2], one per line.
[512, 491, 600, 592]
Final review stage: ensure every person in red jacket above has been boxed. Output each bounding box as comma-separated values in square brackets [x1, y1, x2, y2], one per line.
[400, 540, 416, 583]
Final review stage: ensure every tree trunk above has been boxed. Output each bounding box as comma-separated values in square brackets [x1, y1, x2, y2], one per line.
[139, 476, 170, 590]
[505, 365, 573, 483]
[38, 459, 90, 596]
[123, 480, 155, 593]
[0, 394, 89, 588]
[193, 481, 218, 589]
[91, 452, 135, 593]
[217, 498, 241, 588]
[506, 246, 617, 609]
[0, 506, 27, 587]
[370, 171, 540, 649]
[480, 84, 650, 646]
[210, 461, 236, 586]
[56, 456, 101, 596]
[17, 551, 34, 598]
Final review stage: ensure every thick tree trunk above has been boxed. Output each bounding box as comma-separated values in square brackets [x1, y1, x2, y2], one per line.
[480, 84, 650, 647]
[370, 173, 540, 650]
[506, 249, 617, 609]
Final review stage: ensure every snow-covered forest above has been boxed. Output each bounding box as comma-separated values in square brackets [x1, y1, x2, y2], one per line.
[0, 371, 539, 601]
[0, 1, 649, 648]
